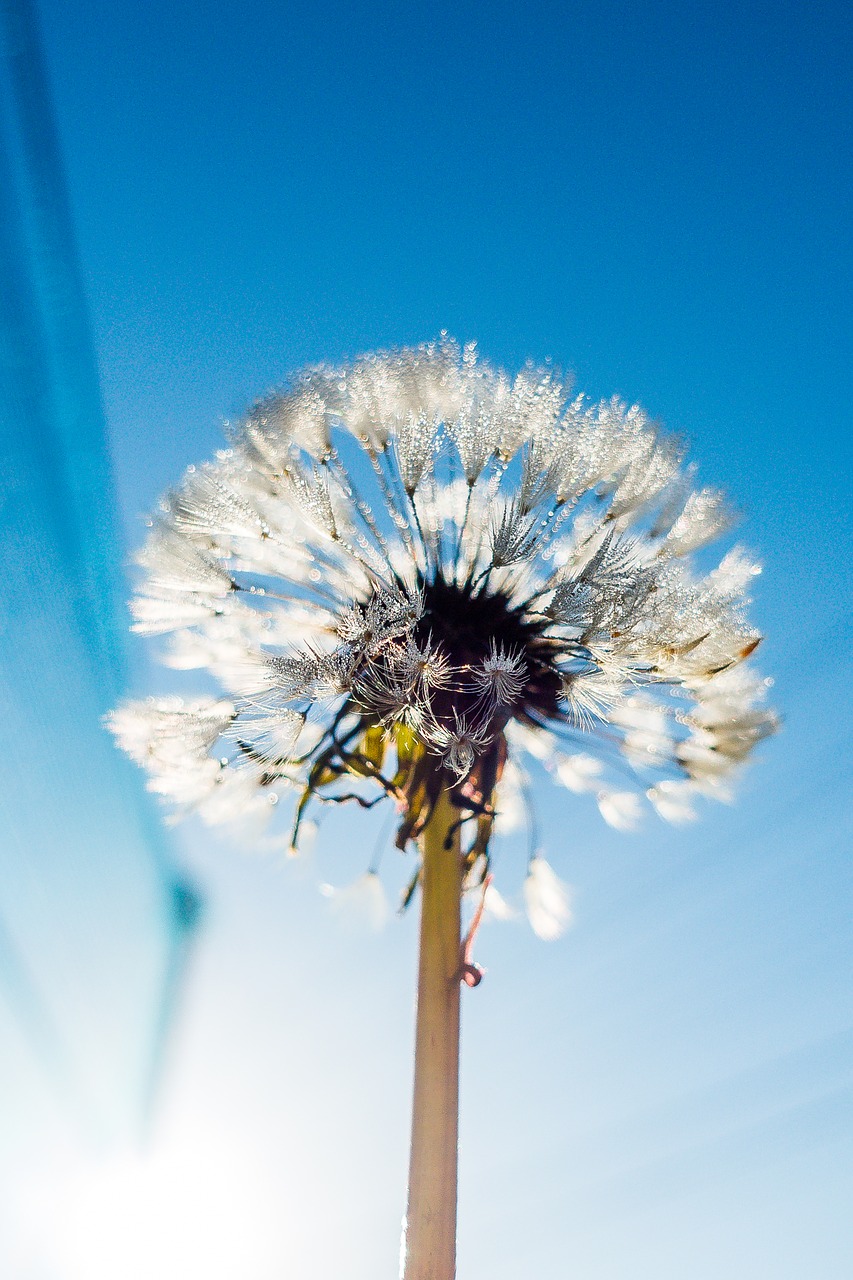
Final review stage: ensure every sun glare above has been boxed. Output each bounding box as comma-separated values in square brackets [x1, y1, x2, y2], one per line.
[24, 1123, 282, 1280]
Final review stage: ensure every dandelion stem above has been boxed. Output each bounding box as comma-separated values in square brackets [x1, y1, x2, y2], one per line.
[402, 787, 462, 1280]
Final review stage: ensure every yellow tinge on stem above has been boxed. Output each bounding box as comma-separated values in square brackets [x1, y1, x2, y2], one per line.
[402, 788, 463, 1280]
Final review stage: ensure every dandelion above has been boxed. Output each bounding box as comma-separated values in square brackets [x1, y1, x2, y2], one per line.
[109, 337, 777, 1280]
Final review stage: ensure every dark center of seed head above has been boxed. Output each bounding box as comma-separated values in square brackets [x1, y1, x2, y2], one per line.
[415, 574, 562, 725]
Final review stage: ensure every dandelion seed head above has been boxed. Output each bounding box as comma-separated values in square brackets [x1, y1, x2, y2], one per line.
[111, 340, 777, 931]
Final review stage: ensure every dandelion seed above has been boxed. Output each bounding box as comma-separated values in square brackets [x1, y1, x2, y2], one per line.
[523, 856, 573, 941]
[404, 634, 454, 692]
[325, 871, 390, 932]
[554, 752, 604, 793]
[597, 789, 644, 831]
[427, 710, 494, 781]
[483, 882, 516, 921]
[490, 499, 539, 567]
[469, 641, 527, 708]
[647, 780, 699, 825]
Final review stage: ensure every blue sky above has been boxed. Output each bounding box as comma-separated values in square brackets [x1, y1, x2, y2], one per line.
[3, 0, 852, 1276]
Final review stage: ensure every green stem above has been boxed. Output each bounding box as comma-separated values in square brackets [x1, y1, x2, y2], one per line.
[402, 788, 463, 1280]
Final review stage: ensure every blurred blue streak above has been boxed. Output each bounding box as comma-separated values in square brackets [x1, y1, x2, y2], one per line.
[0, 0, 199, 1141]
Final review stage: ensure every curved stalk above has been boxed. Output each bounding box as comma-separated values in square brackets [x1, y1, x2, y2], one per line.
[402, 788, 463, 1280]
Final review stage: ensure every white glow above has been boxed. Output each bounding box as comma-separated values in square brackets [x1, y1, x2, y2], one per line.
[19, 1121, 283, 1280]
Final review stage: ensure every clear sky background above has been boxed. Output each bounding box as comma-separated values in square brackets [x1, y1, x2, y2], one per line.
[4, 0, 852, 1277]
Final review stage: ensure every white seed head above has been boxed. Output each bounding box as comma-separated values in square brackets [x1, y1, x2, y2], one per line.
[111, 340, 776, 929]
